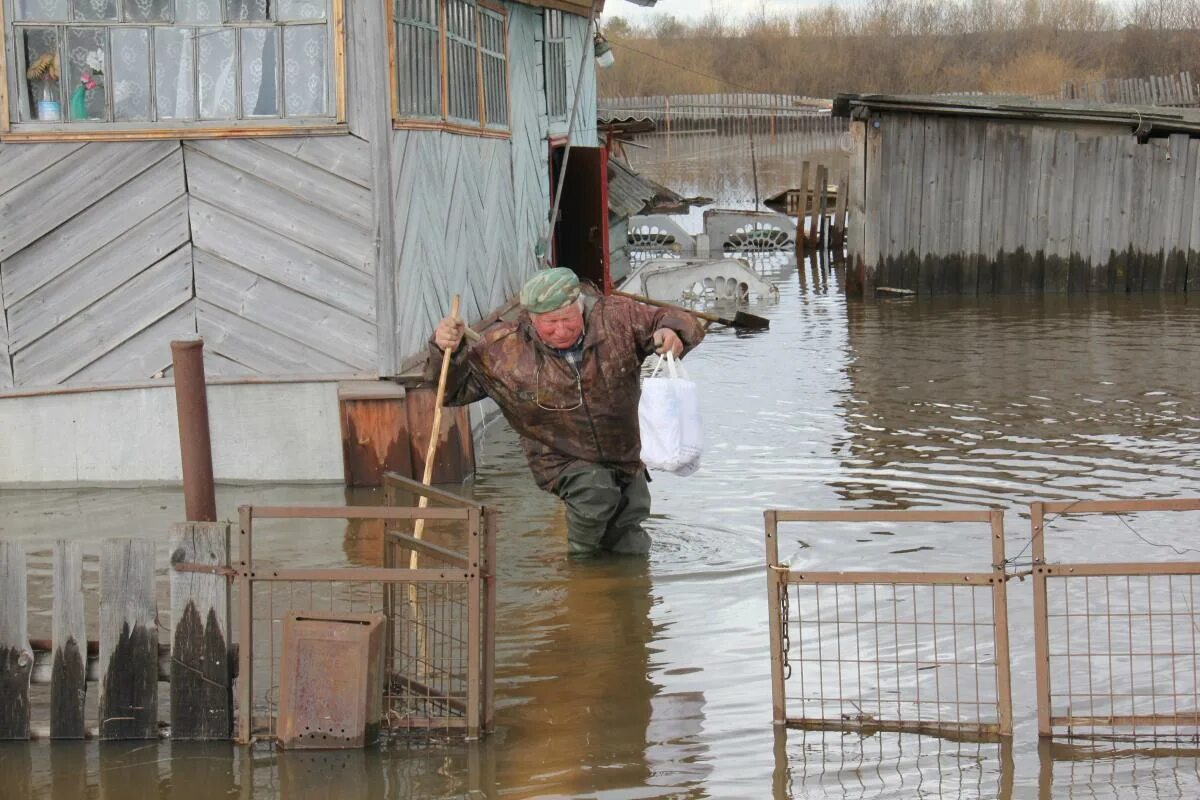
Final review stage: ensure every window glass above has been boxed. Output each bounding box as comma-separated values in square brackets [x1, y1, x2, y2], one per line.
[6, 0, 338, 130]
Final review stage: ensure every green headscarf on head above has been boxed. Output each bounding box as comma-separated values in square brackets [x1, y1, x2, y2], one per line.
[520, 267, 581, 314]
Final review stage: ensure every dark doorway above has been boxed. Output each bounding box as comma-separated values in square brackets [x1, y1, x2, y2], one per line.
[550, 144, 611, 294]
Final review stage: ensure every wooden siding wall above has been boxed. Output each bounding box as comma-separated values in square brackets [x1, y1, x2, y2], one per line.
[0, 0, 590, 390]
[387, 2, 596, 363]
[0, 133, 378, 389]
[853, 113, 1200, 295]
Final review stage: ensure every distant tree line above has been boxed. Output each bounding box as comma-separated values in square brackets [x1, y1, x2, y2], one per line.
[598, 0, 1200, 98]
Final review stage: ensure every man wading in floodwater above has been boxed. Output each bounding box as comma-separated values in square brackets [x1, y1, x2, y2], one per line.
[429, 268, 705, 555]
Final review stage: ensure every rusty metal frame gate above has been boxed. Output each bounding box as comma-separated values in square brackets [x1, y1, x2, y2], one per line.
[235, 489, 494, 744]
[766, 509, 1013, 739]
[1032, 499, 1200, 739]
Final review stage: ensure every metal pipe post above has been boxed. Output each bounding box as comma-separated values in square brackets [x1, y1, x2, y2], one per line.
[171, 339, 217, 523]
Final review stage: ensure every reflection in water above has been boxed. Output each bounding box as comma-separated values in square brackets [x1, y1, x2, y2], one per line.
[1037, 740, 1200, 799]
[773, 728, 1014, 799]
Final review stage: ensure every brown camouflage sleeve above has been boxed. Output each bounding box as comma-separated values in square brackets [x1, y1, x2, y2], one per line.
[425, 338, 489, 406]
[613, 295, 706, 361]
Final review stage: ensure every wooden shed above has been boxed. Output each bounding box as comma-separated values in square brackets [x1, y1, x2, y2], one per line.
[836, 94, 1200, 298]
[0, 0, 636, 485]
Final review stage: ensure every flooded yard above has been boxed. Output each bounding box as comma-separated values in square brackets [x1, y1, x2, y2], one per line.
[4, 129, 1200, 797]
[4, 269, 1200, 797]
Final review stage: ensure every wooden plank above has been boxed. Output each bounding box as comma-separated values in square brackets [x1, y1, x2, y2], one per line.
[0, 265, 11, 389]
[11, 246, 193, 387]
[184, 147, 373, 271]
[189, 198, 375, 322]
[1089, 135, 1120, 293]
[978, 123, 1007, 294]
[1126, 138, 1152, 292]
[903, 115, 927, 292]
[193, 249, 376, 370]
[1044, 129, 1076, 293]
[916, 116, 944, 295]
[1068, 136, 1094, 294]
[0, 141, 178, 261]
[0, 150, 186, 307]
[197, 300, 361, 375]
[7, 195, 190, 351]
[258, 135, 372, 189]
[877, 116, 900, 288]
[1186, 139, 1200, 293]
[405, 387, 475, 484]
[99, 538, 158, 740]
[340, 389, 414, 486]
[1161, 134, 1192, 292]
[68, 300, 196, 386]
[863, 116, 883, 291]
[960, 120, 987, 295]
[51, 541, 86, 739]
[0, 541, 32, 740]
[0, 141, 85, 198]
[1109, 135, 1136, 293]
[998, 125, 1030, 294]
[797, 160, 810, 255]
[1025, 126, 1054, 293]
[170, 522, 232, 741]
[185, 139, 373, 234]
[1140, 138, 1170, 291]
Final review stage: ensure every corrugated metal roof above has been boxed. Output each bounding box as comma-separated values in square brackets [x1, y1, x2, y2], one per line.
[608, 158, 657, 219]
[597, 115, 657, 134]
[834, 92, 1200, 135]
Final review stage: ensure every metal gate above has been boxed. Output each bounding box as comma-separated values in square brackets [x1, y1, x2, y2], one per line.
[1032, 499, 1200, 740]
[766, 509, 1013, 739]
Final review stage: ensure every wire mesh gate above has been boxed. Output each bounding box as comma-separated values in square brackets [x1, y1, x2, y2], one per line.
[1032, 499, 1200, 740]
[766, 509, 1013, 739]
[235, 478, 494, 744]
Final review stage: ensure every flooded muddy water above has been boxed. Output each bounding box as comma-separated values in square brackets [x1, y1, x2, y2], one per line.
[4, 271, 1200, 798]
[4, 129, 1200, 796]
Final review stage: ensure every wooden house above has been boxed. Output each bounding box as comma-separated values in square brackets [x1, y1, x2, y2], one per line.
[837, 93, 1200, 297]
[0, 0, 645, 484]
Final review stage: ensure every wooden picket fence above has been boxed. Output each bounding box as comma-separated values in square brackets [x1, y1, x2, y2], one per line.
[0, 525, 232, 741]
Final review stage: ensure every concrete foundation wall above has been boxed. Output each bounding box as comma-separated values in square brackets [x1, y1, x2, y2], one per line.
[0, 381, 343, 486]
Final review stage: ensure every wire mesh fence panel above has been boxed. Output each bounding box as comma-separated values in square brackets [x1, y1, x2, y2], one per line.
[765, 509, 1012, 739]
[783, 581, 1003, 736]
[1032, 499, 1200, 741]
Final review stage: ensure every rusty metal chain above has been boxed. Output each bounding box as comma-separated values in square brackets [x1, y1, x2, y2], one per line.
[779, 580, 792, 681]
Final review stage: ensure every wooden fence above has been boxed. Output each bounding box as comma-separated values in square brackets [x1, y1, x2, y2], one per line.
[1055, 72, 1198, 107]
[0, 526, 232, 741]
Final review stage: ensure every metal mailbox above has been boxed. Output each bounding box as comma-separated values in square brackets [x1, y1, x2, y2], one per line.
[277, 611, 385, 749]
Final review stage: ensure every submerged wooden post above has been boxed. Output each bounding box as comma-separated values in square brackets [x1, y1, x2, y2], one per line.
[815, 164, 829, 251]
[834, 177, 849, 252]
[100, 538, 158, 740]
[170, 522, 233, 740]
[796, 160, 811, 256]
[807, 164, 821, 251]
[0, 541, 33, 740]
[51, 541, 87, 739]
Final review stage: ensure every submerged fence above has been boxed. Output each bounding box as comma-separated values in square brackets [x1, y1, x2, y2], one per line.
[0, 475, 495, 743]
[768, 500, 1200, 743]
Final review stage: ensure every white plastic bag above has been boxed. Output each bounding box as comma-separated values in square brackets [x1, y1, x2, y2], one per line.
[638, 352, 702, 476]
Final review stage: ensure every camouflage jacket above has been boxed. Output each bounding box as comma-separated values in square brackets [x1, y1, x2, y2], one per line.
[427, 293, 706, 489]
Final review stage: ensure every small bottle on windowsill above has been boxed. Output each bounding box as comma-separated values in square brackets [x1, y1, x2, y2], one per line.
[36, 80, 61, 121]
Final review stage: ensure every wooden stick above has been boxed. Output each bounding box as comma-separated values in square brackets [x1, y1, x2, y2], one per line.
[408, 295, 461, 678]
[412, 294, 461, 546]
